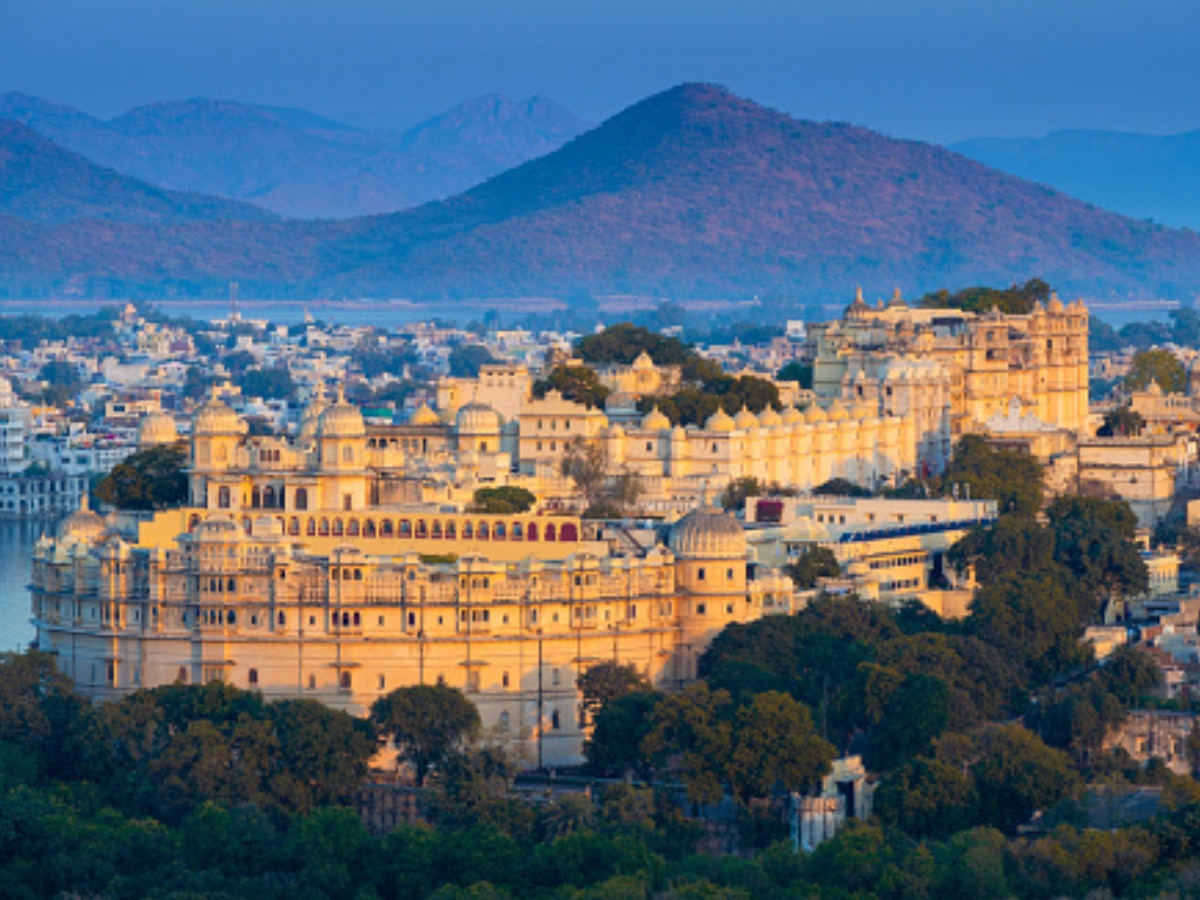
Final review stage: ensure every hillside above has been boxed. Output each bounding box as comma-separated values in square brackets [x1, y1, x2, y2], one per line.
[318, 83, 1200, 299]
[5, 83, 1200, 299]
[951, 128, 1200, 230]
[0, 120, 275, 224]
[0, 92, 587, 218]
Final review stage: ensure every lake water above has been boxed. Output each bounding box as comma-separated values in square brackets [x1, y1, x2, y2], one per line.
[0, 517, 56, 652]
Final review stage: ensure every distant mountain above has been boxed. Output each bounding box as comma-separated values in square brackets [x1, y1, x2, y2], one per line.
[0, 92, 587, 218]
[951, 129, 1200, 230]
[5, 83, 1200, 300]
[0, 120, 274, 224]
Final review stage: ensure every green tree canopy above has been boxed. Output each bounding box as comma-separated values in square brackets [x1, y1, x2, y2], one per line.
[94, 444, 188, 511]
[939, 434, 1045, 517]
[577, 662, 650, 723]
[776, 361, 813, 389]
[576, 323, 692, 366]
[1098, 406, 1146, 437]
[784, 546, 841, 589]
[472, 486, 537, 514]
[915, 279, 1051, 315]
[370, 684, 480, 785]
[449, 343, 498, 378]
[1125, 348, 1187, 393]
[532, 365, 610, 409]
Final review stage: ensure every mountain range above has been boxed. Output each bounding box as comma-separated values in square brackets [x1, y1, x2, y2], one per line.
[0, 92, 586, 218]
[951, 129, 1200, 231]
[3, 83, 1200, 301]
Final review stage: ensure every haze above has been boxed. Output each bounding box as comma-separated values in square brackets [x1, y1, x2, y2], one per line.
[5, 0, 1200, 143]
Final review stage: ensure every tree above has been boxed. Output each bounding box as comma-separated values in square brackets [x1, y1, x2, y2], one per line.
[576, 323, 692, 366]
[916, 279, 1050, 315]
[726, 692, 835, 805]
[813, 478, 871, 498]
[533, 365, 610, 409]
[971, 725, 1081, 833]
[776, 362, 813, 389]
[1098, 406, 1145, 437]
[560, 438, 609, 510]
[874, 754, 979, 838]
[784, 547, 841, 589]
[449, 344, 498, 378]
[94, 444, 188, 511]
[35, 360, 82, 406]
[940, 434, 1045, 518]
[238, 366, 296, 401]
[585, 690, 662, 778]
[578, 662, 650, 723]
[863, 673, 952, 771]
[641, 684, 735, 805]
[370, 685, 480, 785]
[720, 477, 763, 511]
[1125, 348, 1187, 393]
[472, 486, 537, 514]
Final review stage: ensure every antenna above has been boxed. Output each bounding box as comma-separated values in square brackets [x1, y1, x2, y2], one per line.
[229, 281, 240, 323]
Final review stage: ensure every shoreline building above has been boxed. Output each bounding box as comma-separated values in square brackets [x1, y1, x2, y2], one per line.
[31, 390, 795, 765]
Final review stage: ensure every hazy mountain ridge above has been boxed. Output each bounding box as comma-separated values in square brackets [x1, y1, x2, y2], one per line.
[951, 128, 1200, 230]
[0, 120, 276, 224]
[3, 83, 1200, 300]
[0, 92, 587, 218]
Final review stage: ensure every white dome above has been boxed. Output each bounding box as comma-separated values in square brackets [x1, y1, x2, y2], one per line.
[758, 406, 783, 428]
[641, 406, 671, 431]
[318, 390, 366, 439]
[192, 393, 245, 436]
[408, 403, 441, 427]
[137, 412, 178, 447]
[705, 408, 736, 432]
[780, 405, 805, 426]
[734, 407, 760, 430]
[669, 506, 747, 560]
[456, 402, 501, 435]
[58, 494, 107, 543]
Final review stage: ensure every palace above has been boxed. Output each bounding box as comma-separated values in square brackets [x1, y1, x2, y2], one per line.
[810, 289, 1090, 437]
[31, 390, 794, 765]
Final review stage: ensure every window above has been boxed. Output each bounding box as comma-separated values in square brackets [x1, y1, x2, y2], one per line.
[551, 710, 561, 730]
[698, 568, 706, 581]
[498, 712, 510, 732]
[218, 486, 231, 509]
[308, 674, 316, 689]
[248, 668, 258, 685]
[502, 671, 510, 688]
[378, 675, 386, 690]
[340, 671, 352, 690]
[343, 446, 354, 463]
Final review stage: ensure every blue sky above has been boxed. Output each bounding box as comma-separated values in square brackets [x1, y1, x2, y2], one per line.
[5, 0, 1199, 142]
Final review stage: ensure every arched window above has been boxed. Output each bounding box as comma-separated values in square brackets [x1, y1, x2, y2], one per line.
[446, 521, 457, 539]
[289, 517, 300, 536]
[431, 521, 443, 539]
[545, 523, 557, 542]
[353, 611, 361, 625]
[332, 518, 344, 537]
[307, 518, 316, 536]
[364, 519, 376, 538]
[512, 522, 523, 540]
[248, 668, 258, 685]
[416, 519, 428, 538]
[295, 488, 308, 511]
[251, 487, 262, 509]
[278, 612, 286, 625]
[343, 446, 354, 463]
[340, 671, 352, 690]
[527, 523, 539, 542]
[242, 517, 252, 534]
[494, 522, 506, 540]
[561, 523, 578, 541]
[188, 514, 200, 531]
[381, 519, 394, 538]
[347, 519, 359, 537]
[477, 522, 489, 540]
[218, 486, 231, 509]
[462, 521, 473, 539]
[399, 519, 412, 537]
[318, 518, 330, 536]
[263, 486, 276, 508]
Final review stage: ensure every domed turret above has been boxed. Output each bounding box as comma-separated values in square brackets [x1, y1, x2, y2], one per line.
[757, 406, 782, 428]
[192, 389, 246, 436]
[804, 404, 828, 425]
[1047, 293, 1065, 314]
[641, 405, 671, 431]
[734, 407, 760, 430]
[780, 405, 805, 426]
[318, 388, 366, 438]
[58, 494, 107, 543]
[631, 350, 655, 370]
[408, 403, 440, 427]
[669, 505, 747, 560]
[137, 412, 178, 448]
[298, 385, 330, 442]
[705, 408, 735, 432]
[455, 402, 501, 435]
[827, 401, 850, 423]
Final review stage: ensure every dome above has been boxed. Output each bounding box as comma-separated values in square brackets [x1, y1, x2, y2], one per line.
[137, 412, 178, 447]
[632, 350, 655, 370]
[827, 402, 850, 423]
[757, 406, 782, 428]
[456, 402, 501, 435]
[734, 406, 760, 430]
[780, 405, 805, 426]
[705, 408, 735, 432]
[804, 404, 827, 425]
[408, 403, 440, 427]
[192, 391, 245, 436]
[317, 389, 366, 438]
[851, 400, 875, 420]
[58, 494, 106, 543]
[1047, 293, 1065, 314]
[298, 388, 330, 441]
[641, 406, 671, 431]
[669, 505, 748, 560]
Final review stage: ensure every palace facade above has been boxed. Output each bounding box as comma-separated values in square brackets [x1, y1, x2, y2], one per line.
[31, 391, 794, 765]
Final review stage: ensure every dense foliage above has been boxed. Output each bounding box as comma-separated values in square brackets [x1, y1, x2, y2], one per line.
[1125, 348, 1188, 393]
[94, 444, 189, 510]
[532, 364, 610, 409]
[916, 278, 1052, 315]
[472, 486, 537, 514]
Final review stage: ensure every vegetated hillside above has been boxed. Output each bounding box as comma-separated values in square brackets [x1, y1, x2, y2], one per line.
[5, 83, 1200, 300]
[0, 92, 586, 218]
[319, 83, 1200, 299]
[0, 120, 275, 224]
[952, 128, 1200, 230]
